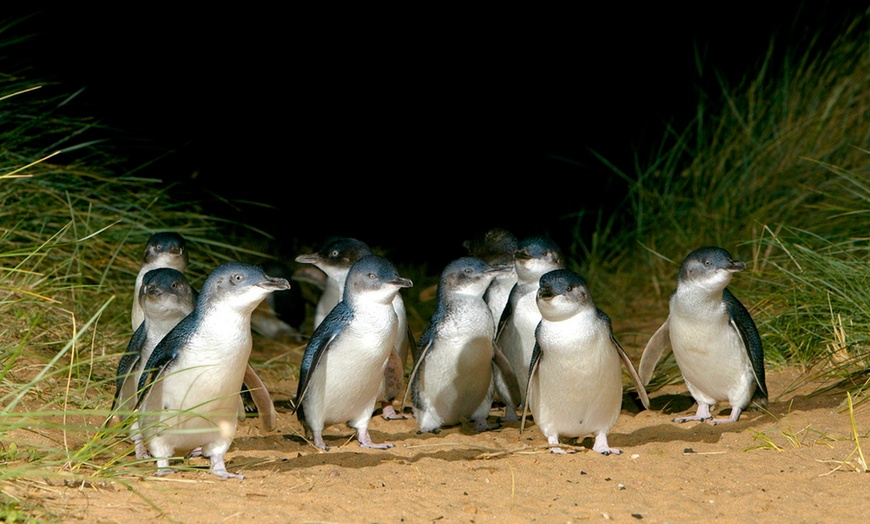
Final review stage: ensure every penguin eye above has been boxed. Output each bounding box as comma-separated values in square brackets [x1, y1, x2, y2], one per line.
[330, 249, 340, 258]
[368, 272, 377, 280]
[565, 286, 573, 292]
[704, 258, 712, 266]
[232, 273, 244, 284]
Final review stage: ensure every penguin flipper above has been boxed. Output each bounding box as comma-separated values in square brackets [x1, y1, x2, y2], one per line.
[243, 363, 277, 432]
[134, 321, 191, 410]
[638, 317, 670, 385]
[725, 288, 768, 403]
[612, 334, 650, 410]
[112, 326, 146, 415]
[520, 339, 542, 434]
[492, 342, 522, 409]
[292, 304, 351, 415]
[402, 336, 433, 412]
[494, 284, 517, 341]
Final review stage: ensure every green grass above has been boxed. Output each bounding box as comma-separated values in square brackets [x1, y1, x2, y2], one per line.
[1, 7, 869, 521]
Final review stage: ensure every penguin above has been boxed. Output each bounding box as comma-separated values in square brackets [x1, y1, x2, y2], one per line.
[638, 246, 768, 424]
[128, 232, 278, 431]
[463, 227, 519, 323]
[135, 261, 291, 478]
[112, 267, 195, 459]
[292, 254, 413, 450]
[131, 232, 188, 331]
[494, 235, 566, 418]
[521, 269, 650, 455]
[404, 257, 520, 434]
[295, 237, 414, 420]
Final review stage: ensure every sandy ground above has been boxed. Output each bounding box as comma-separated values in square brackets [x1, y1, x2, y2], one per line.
[9, 332, 870, 524]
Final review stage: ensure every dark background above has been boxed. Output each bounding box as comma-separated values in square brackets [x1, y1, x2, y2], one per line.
[7, 3, 863, 269]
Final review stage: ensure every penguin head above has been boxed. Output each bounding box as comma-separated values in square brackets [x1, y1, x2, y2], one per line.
[295, 237, 373, 280]
[437, 256, 509, 300]
[142, 231, 189, 270]
[140, 267, 196, 319]
[513, 236, 565, 283]
[200, 261, 292, 314]
[343, 254, 413, 305]
[677, 246, 747, 290]
[463, 228, 519, 266]
[536, 269, 592, 321]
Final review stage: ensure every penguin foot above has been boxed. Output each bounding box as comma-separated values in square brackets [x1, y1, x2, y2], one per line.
[548, 447, 574, 454]
[210, 456, 244, 480]
[591, 433, 622, 455]
[673, 415, 712, 423]
[357, 429, 394, 449]
[155, 468, 175, 477]
[188, 447, 203, 458]
[674, 403, 714, 423]
[499, 408, 519, 424]
[710, 406, 743, 425]
[417, 428, 441, 435]
[380, 404, 409, 420]
[474, 418, 500, 433]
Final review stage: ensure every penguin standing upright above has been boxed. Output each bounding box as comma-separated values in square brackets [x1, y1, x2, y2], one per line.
[405, 257, 519, 434]
[293, 255, 413, 450]
[135, 262, 291, 478]
[113, 267, 195, 459]
[522, 269, 649, 454]
[638, 246, 767, 424]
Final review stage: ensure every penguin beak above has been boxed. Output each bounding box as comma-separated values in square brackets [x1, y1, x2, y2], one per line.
[486, 264, 512, 274]
[537, 287, 556, 301]
[514, 249, 532, 261]
[294, 253, 319, 264]
[726, 260, 747, 272]
[259, 276, 292, 292]
[390, 276, 414, 289]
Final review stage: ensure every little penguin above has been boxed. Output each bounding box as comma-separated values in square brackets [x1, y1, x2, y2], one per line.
[131, 232, 188, 331]
[295, 237, 414, 420]
[292, 254, 413, 450]
[135, 261, 291, 478]
[463, 227, 519, 322]
[112, 267, 195, 459]
[404, 257, 520, 434]
[638, 246, 768, 424]
[521, 269, 650, 455]
[494, 235, 566, 418]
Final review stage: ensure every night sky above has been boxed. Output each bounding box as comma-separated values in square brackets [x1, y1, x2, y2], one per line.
[7, 3, 862, 268]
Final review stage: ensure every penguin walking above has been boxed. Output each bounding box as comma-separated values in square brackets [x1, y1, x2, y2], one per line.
[135, 262, 291, 478]
[295, 237, 414, 420]
[292, 254, 413, 450]
[404, 257, 520, 434]
[494, 235, 565, 419]
[113, 267, 195, 459]
[522, 269, 649, 454]
[638, 246, 767, 424]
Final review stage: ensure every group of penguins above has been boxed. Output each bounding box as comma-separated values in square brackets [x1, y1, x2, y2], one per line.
[109, 228, 768, 479]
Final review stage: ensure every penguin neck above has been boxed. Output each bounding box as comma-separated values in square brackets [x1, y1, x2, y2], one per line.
[672, 282, 729, 316]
